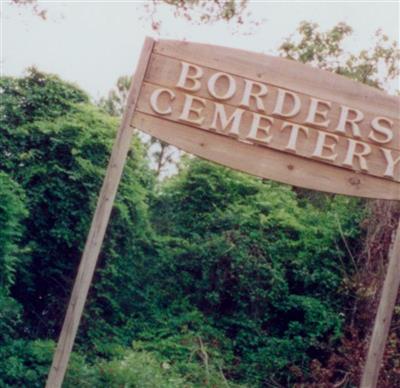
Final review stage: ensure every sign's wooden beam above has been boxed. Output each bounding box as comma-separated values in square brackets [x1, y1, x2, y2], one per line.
[361, 221, 400, 388]
[45, 37, 155, 388]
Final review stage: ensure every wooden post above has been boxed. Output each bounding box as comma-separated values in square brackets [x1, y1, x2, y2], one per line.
[361, 219, 400, 388]
[46, 37, 154, 388]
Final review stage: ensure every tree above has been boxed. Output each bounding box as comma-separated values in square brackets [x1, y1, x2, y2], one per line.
[0, 173, 27, 294]
[0, 172, 27, 349]
[98, 75, 179, 178]
[0, 68, 155, 340]
[144, 0, 253, 31]
[278, 21, 400, 386]
[98, 75, 131, 118]
[151, 157, 365, 385]
[10, 0, 256, 32]
[279, 21, 399, 90]
[10, 0, 46, 19]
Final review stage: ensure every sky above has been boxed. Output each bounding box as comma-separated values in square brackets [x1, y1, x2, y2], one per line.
[2, 1, 399, 101]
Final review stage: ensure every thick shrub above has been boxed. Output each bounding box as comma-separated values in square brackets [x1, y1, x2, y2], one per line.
[0, 172, 27, 293]
[0, 173, 27, 345]
[1, 70, 155, 343]
[97, 349, 187, 388]
[0, 339, 97, 388]
[152, 158, 365, 384]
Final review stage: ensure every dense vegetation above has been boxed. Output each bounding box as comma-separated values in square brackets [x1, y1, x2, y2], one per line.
[1, 22, 399, 387]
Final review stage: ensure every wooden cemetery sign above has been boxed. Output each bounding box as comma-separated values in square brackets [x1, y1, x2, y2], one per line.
[47, 38, 399, 388]
[134, 40, 399, 199]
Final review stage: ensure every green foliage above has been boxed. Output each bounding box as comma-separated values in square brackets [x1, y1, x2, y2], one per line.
[97, 74, 178, 178]
[1, 69, 155, 340]
[279, 21, 399, 89]
[0, 172, 27, 292]
[0, 339, 97, 388]
[0, 295, 22, 344]
[0, 173, 27, 345]
[98, 75, 131, 117]
[97, 350, 187, 388]
[0, 340, 55, 388]
[1, 67, 87, 127]
[128, 307, 242, 387]
[0, 67, 87, 171]
[280, 21, 353, 68]
[152, 159, 365, 384]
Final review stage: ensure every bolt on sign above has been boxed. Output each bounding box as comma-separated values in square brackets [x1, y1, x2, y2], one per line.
[47, 38, 399, 388]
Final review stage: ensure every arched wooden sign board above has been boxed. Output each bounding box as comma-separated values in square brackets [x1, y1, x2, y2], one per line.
[47, 37, 399, 388]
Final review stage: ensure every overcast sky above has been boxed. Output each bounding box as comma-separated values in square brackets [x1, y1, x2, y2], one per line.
[2, 1, 399, 100]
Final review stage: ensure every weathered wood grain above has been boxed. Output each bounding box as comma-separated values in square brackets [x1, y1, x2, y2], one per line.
[361, 222, 400, 388]
[137, 82, 399, 182]
[146, 53, 400, 151]
[153, 40, 399, 120]
[132, 112, 399, 200]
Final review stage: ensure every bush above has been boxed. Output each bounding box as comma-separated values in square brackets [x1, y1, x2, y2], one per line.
[0, 172, 27, 344]
[97, 349, 186, 388]
[1, 70, 155, 341]
[152, 158, 365, 384]
[0, 340, 97, 388]
[0, 172, 27, 293]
